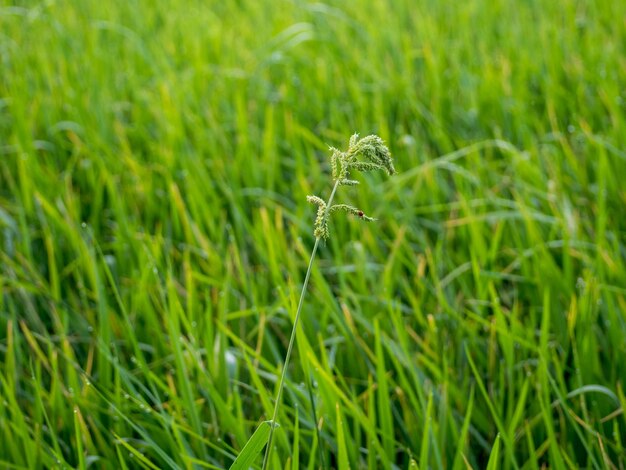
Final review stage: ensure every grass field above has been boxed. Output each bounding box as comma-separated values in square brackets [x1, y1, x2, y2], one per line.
[1, 0, 626, 468]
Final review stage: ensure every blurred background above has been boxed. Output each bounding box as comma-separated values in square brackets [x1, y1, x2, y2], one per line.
[1, 0, 625, 468]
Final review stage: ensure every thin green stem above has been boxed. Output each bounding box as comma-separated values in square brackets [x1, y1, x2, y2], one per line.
[262, 180, 340, 470]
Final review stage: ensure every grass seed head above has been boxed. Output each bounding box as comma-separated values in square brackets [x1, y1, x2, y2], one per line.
[307, 134, 393, 239]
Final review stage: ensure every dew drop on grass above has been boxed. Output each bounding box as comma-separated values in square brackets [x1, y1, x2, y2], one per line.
[124, 393, 130, 399]
[399, 134, 416, 147]
[81, 222, 87, 228]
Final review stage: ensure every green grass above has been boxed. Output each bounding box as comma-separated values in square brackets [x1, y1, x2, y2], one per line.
[1, 0, 625, 468]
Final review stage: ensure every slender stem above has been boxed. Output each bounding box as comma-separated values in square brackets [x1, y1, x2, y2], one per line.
[262, 180, 340, 470]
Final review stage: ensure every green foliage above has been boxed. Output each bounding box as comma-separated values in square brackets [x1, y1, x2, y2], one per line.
[261, 134, 393, 468]
[229, 421, 272, 470]
[1, 0, 626, 469]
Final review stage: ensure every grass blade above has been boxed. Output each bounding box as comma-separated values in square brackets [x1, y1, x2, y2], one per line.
[229, 421, 273, 470]
[486, 434, 501, 470]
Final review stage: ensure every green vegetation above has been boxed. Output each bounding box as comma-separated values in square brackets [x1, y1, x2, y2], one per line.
[1, 0, 625, 469]
[258, 134, 395, 469]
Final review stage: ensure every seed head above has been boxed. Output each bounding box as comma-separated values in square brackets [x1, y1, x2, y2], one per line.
[346, 134, 395, 176]
[307, 133, 395, 239]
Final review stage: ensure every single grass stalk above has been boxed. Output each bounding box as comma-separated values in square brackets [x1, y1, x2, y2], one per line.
[260, 134, 395, 469]
[261, 180, 338, 470]
[261, 235, 321, 470]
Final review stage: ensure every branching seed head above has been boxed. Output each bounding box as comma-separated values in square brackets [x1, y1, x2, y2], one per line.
[346, 134, 395, 176]
[307, 134, 395, 240]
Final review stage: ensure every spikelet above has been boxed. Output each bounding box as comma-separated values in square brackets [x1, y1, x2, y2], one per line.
[330, 204, 375, 221]
[307, 195, 329, 239]
[346, 134, 395, 176]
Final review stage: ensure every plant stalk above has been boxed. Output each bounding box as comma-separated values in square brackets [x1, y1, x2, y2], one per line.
[262, 180, 340, 469]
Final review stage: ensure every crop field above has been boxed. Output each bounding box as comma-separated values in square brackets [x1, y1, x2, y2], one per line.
[1, 0, 626, 468]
